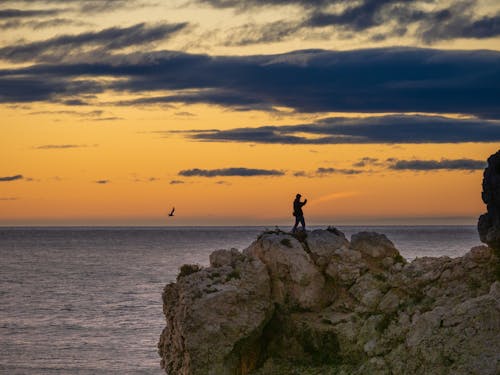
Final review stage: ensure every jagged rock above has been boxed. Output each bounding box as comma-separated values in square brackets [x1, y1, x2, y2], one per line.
[405, 282, 500, 375]
[350, 232, 399, 258]
[244, 232, 327, 310]
[377, 289, 401, 313]
[349, 273, 386, 310]
[306, 229, 350, 268]
[159, 230, 500, 375]
[325, 260, 362, 287]
[479, 150, 500, 253]
[209, 248, 244, 267]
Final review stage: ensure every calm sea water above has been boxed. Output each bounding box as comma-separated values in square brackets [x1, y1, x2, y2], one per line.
[0, 226, 481, 374]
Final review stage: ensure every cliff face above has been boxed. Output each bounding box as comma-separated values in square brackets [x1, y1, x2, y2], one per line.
[479, 150, 500, 254]
[158, 229, 500, 375]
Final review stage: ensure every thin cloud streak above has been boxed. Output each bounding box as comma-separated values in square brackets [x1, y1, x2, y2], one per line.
[388, 158, 486, 171]
[0, 22, 188, 63]
[0, 8, 62, 19]
[178, 167, 285, 177]
[179, 115, 500, 144]
[0, 0, 157, 15]
[35, 144, 93, 149]
[316, 167, 363, 175]
[0, 174, 23, 182]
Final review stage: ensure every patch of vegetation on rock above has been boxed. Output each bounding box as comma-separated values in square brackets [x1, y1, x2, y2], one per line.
[226, 269, 241, 281]
[393, 253, 406, 264]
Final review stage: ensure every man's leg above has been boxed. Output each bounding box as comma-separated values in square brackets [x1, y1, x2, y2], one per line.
[300, 216, 306, 231]
[292, 216, 299, 232]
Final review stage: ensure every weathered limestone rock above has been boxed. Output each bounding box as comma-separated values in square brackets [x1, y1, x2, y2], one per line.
[209, 248, 244, 268]
[159, 228, 500, 375]
[479, 150, 500, 253]
[306, 229, 350, 268]
[158, 250, 273, 375]
[405, 282, 500, 375]
[349, 273, 386, 310]
[350, 232, 399, 258]
[244, 232, 328, 310]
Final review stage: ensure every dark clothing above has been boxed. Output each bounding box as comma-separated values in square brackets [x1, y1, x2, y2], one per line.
[292, 197, 307, 232]
[293, 199, 305, 217]
[293, 215, 305, 232]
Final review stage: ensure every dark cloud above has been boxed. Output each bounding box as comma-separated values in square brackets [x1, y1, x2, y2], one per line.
[197, 0, 500, 44]
[175, 111, 196, 117]
[0, 8, 62, 19]
[0, 76, 103, 104]
[0, 0, 153, 14]
[90, 116, 122, 121]
[103, 48, 500, 118]
[416, 2, 500, 43]
[95, 179, 110, 184]
[170, 180, 185, 184]
[0, 22, 188, 63]
[178, 115, 500, 144]
[302, 0, 497, 42]
[29, 109, 105, 118]
[0, 5, 89, 29]
[0, 17, 86, 31]
[388, 158, 486, 171]
[221, 21, 301, 46]
[35, 144, 91, 149]
[31, 18, 89, 29]
[316, 167, 362, 175]
[0, 48, 499, 118]
[0, 174, 23, 182]
[353, 157, 381, 167]
[73, 0, 153, 14]
[178, 167, 285, 177]
[62, 99, 88, 106]
[0, 197, 18, 200]
[304, 0, 405, 30]
[195, 0, 345, 9]
[61, 0, 145, 13]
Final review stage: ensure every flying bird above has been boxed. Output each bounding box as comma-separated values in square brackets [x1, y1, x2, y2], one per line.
[168, 207, 175, 217]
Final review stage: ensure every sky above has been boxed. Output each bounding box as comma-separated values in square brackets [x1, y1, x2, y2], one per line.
[0, 0, 499, 226]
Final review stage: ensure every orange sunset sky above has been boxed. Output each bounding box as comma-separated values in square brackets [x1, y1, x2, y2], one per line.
[1, 0, 500, 226]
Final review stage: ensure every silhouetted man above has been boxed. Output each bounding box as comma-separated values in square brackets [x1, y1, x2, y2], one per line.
[292, 193, 307, 233]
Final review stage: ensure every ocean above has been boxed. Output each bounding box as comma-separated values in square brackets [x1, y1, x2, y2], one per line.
[0, 226, 482, 374]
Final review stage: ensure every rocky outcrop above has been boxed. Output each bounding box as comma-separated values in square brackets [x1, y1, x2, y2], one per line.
[158, 248, 274, 375]
[479, 150, 500, 254]
[158, 229, 499, 375]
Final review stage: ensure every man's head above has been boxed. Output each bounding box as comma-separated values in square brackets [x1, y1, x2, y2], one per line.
[296, 193, 301, 199]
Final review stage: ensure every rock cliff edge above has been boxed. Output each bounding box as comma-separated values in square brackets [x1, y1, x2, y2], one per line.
[158, 228, 499, 375]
